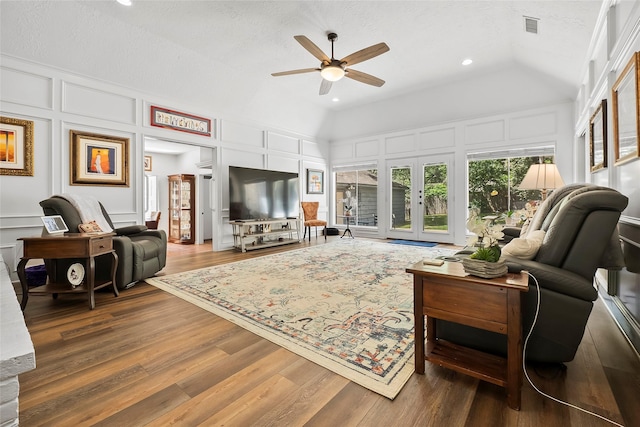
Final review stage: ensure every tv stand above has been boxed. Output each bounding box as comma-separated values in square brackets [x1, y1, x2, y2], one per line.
[230, 218, 301, 252]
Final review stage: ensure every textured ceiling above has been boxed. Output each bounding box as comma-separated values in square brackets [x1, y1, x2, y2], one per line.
[82, 0, 602, 111]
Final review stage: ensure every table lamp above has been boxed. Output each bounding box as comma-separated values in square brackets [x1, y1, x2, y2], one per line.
[519, 162, 564, 200]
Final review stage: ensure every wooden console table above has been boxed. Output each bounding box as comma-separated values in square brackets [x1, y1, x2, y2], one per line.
[17, 233, 119, 310]
[407, 261, 528, 410]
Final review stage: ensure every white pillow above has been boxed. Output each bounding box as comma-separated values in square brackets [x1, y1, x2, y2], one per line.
[502, 230, 545, 260]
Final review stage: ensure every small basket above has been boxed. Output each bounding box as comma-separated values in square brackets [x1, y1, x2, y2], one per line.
[25, 264, 48, 287]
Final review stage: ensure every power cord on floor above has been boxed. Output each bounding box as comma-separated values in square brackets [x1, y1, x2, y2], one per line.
[523, 271, 624, 427]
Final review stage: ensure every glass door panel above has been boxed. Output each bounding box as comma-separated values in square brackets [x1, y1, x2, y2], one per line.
[391, 166, 412, 231]
[387, 156, 454, 243]
[420, 155, 454, 243]
[422, 163, 448, 233]
[387, 161, 416, 239]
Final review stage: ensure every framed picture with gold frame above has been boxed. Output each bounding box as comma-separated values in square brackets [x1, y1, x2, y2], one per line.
[1, 116, 34, 176]
[144, 155, 152, 171]
[70, 130, 129, 186]
[612, 51, 640, 165]
[589, 99, 607, 172]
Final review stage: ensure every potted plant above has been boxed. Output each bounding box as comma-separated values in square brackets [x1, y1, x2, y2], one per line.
[503, 210, 517, 226]
[464, 210, 507, 278]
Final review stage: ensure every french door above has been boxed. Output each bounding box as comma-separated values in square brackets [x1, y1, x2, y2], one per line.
[386, 154, 454, 243]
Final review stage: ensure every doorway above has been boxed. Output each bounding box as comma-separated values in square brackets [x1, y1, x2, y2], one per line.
[386, 154, 455, 243]
[143, 137, 216, 250]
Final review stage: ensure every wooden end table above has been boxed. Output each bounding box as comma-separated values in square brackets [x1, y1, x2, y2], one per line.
[407, 261, 529, 410]
[17, 233, 119, 310]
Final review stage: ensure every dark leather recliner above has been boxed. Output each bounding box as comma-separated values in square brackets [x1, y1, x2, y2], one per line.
[40, 196, 167, 290]
[442, 184, 628, 364]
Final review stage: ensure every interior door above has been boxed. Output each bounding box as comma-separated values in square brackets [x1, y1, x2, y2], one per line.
[386, 155, 454, 243]
[197, 174, 213, 244]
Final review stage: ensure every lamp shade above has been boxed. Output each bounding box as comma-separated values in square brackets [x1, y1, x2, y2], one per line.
[320, 65, 345, 82]
[519, 163, 564, 199]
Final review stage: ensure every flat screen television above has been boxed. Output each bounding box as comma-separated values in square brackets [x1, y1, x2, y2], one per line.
[228, 166, 299, 221]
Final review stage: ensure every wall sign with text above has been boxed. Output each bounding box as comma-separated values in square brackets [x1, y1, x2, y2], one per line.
[150, 106, 213, 137]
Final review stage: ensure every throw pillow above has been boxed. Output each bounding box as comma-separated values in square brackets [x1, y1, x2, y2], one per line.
[78, 220, 103, 233]
[501, 229, 545, 260]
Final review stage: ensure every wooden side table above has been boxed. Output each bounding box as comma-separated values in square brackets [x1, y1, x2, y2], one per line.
[407, 261, 529, 410]
[17, 233, 119, 310]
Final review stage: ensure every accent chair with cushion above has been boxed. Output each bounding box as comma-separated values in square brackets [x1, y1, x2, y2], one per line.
[40, 195, 167, 290]
[442, 184, 628, 364]
[301, 202, 327, 241]
[145, 211, 161, 230]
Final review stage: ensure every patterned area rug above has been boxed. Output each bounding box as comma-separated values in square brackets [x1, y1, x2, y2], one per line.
[146, 239, 458, 399]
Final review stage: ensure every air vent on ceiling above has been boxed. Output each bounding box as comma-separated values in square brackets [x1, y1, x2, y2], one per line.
[524, 16, 539, 34]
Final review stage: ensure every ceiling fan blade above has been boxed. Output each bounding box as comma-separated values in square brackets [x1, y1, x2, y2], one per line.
[345, 69, 385, 87]
[271, 68, 319, 77]
[339, 42, 389, 67]
[319, 79, 332, 95]
[294, 35, 330, 63]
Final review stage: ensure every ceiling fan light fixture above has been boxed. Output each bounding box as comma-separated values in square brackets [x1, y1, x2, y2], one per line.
[321, 65, 345, 82]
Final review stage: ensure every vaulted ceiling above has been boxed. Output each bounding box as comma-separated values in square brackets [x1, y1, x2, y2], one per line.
[1, 1, 603, 137]
[84, 0, 601, 109]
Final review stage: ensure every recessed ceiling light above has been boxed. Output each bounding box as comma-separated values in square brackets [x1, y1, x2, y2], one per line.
[117, 0, 132, 6]
[332, 98, 340, 102]
[462, 59, 473, 66]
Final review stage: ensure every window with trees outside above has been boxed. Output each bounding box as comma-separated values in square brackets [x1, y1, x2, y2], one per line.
[467, 147, 556, 225]
[335, 168, 378, 227]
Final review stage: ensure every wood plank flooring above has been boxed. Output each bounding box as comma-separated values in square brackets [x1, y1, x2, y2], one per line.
[16, 237, 639, 426]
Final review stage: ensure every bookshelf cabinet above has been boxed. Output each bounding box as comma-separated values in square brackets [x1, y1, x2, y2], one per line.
[168, 174, 195, 244]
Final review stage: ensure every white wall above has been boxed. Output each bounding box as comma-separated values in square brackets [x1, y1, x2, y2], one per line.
[0, 0, 330, 139]
[325, 62, 578, 141]
[331, 103, 574, 246]
[0, 55, 328, 270]
[575, 0, 640, 220]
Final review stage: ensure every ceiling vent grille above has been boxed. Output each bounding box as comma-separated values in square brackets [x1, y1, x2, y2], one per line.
[524, 16, 539, 34]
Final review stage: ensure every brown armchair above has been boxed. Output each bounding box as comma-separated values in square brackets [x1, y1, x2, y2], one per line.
[301, 202, 326, 241]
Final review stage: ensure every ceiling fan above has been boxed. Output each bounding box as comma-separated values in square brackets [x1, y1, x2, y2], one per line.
[272, 33, 390, 95]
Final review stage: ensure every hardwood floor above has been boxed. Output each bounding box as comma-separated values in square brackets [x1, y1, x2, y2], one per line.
[17, 238, 639, 426]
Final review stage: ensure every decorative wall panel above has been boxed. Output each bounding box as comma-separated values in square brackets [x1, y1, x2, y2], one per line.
[355, 139, 379, 157]
[302, 139, 323, 159]
[510, 112, 557, 140]
[267, 132, 300, 154]
[220, 120, 263, 148]
[385, 134, 415, 154]
[0, 67, 52, 110]
[332, 143, 353, 160]
[62, 82, 136, 124]
[418, 127, 455, 150]
[267, 155, 299, 173]
[465, 120, 505, 145]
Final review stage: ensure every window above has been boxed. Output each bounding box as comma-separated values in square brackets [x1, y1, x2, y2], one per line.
[467, 147, 556, 220]
[335, 167, 378, 227]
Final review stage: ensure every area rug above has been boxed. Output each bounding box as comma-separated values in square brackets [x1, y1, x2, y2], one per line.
[146, 239, 458, 399]
[388, 239, 437, 247]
